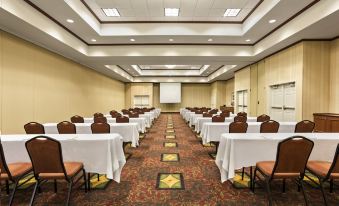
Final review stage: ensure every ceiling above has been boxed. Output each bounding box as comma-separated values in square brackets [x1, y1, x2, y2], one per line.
[0, 0, 338, 83]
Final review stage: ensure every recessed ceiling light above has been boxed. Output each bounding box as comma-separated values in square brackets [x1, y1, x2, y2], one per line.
[269, 19, 277, 24]
[169, 39, 174, 42]
[66, 19, 74, 23]
[224, 9, 241, 17]
[165, 8, 179, 17]
[165, 65, 176, 69]
[91, 39, 97, 42]
[130, 39, 135, 42]
[245, 39, 251, 42]
[208, 38, 213, 42]
[102, 8, 120, 17]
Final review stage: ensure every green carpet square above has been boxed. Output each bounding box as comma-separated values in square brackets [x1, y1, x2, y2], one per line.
[81, 174, 111, 190]
[208, 153, 217, 159]
[156, 173, 185, 190]
[161, 153, 180, 162]
[232, 172, 252, 189]
[203, 142, 215, 147]
[163, 142, 178, 148]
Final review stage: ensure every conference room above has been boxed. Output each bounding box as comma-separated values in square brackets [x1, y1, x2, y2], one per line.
[0, 0, 339, 205]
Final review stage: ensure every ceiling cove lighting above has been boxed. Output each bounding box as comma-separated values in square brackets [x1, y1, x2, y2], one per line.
[245, 39, 251, 42]
[130, 38, 135, 42]
[66, 19, 74, 23]
[165, 8, 179, 17]
[102, 8, 120, 17]
[269, 19, 277, 23]
[165, 65, 176, 69]
[208, 38, 213, 42]
[224, 9, 241, 17]
[91, 39, 97, 42]
[169, 39, 174, 42]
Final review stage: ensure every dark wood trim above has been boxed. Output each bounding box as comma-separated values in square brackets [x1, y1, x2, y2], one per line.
[80, 0, 264, 24]
[253, 0, 320, 44]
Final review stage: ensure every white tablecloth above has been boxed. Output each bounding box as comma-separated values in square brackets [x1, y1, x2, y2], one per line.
[84, 117, 146, 133]
[153, 108, 161, 118]
[1, 134, 126, 182]
[201, 122, 296, 144]
[215, 133, 339, 182]
[43, 123, 139, 147]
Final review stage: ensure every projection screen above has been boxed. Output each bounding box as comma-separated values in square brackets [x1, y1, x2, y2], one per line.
[160, 83, 181, 103]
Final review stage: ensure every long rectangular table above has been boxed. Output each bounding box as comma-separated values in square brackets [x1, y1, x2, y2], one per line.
[201, 122, 296, 144]
[84, 117, 146, 133]
[43, 122, 139, 147]
[215, 133, 339, 183]
[1, 134, 126, 182]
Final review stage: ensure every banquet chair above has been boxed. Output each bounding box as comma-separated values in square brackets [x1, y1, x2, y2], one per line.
[121, 109, 130, 115]
[253, 136, 314, 206]
[195, 110, 203, 114]
[295, 120, 315, 133]
[111, 112, 122, 118]
[209, 109, 218, 114]
[70, 115, 84, 123]
[203, 112, 213, 117]
[117, 116, 129, 123]
[25, 136, 87, 206]
[305, 143, 339, 205]
[221, 110, 230, 117]
[234, 115, 247, 123]
[257, 114, 270, 122]
[129, 113, 139, 118]
[229, 122, 248, 180]
[94, 116, 107, 123]
[0, 141, 33, 206]
[57, 121, 76, 134]
[212, 115, 225, 122]
[24, 122, 45, 134]
[260, 120, 280, 133]
[93, 112, 103, 118]
[237, 112, 247, 116]
[91, 123, 110, 133]
[109, 110, 118, 116]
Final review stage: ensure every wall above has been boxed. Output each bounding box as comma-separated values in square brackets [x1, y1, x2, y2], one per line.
[125, 83, 153, 108]
[330, 38, 339, 112]
[211, 81, 226, 109]
[0, 31, 125, 134]
[234, 67, 251, 114]
[153, 83, 211, 112]
[225, 78, 234, 106]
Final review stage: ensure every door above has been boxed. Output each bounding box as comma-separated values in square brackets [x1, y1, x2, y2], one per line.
[237, 90, 248, 113]
[269, 82, 296, 121]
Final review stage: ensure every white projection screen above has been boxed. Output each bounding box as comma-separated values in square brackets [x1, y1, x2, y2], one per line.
[160, 83, 181, 103]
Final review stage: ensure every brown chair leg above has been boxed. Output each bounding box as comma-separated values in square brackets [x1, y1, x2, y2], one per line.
[87, 173, 91, 191]
[319, 180, 328, 206]
[54, 180, 57, 193]
[265, 179, 273, 206]
[330, 179, 333, 193]
[29, 180, 40, 206]
[65, 180, 73, 206]
[97, 174, 100, 181]
[83, 169, 88, 193]
[9, 180, 19, 206]
[5, 180, 10, 194]
[252, 168, 257, 193]
[299, 178, 309, 206]
[241, 167, 245, 180]
[282, 179, 286, 193]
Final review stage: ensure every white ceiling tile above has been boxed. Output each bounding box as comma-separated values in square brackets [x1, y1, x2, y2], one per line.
[118, 9, 135, 17]
[208, 9, 225, 17]
[212, 0, 232, 9]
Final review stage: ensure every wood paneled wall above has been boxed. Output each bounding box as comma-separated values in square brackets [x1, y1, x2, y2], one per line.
[153, 83, 211, 112]
[0, 31, 125, 134]
[234, 67, 251, 113]
[330, 38, 339, 112]
[211, 81, 226, 109]
[125, 83, 153, 108]
[225, 78, 234, 106]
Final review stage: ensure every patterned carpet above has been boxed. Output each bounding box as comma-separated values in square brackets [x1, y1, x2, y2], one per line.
[1, 114, 338, 205]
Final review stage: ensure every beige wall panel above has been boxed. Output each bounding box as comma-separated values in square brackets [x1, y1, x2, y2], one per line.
[330, 39, 339, 112]
[0, 31, 125, 134]
[250, 64, 258, 116]
[127, 83, 153, 108]
[225, 78, 234, 106]
[234, 67, 251, 113]
[210, 81, 226, 109]
[257, 61, 267, 115]
[302, 41, 330, 119]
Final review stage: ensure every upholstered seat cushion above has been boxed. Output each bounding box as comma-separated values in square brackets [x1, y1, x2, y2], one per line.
[256, 161, 301, 178]
[39, 162, 83, 180]
[307, 161, 339, 179]
[0, 162, 32, 180]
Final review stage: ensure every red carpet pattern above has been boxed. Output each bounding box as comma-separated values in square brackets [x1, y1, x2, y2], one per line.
[1, 114, 338, 205]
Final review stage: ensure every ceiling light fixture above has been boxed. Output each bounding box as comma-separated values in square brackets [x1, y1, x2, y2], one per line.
[269, 19, 277, 23]
[169, 39, 174, 42]
[102, 8, 120, 17]
[208, 38, 213, 42]
[165, 65, 176, 69]
[224, 9, 241, 17]
[165, 8, 179, 16]
[245, 39, 251, 42]
[91, 39, 97, 42]
[130, 38, 135, 42]
[66, 19, 74, 23]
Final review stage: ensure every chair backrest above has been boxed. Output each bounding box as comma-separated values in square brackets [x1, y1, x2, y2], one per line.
[234, 115, 247, 123]
[70, 115, 84, 123]
[109, 110, 118, 116]
[116, 116, 129, 123]
[121, 109, 130, 115]
[94, 116, 107, 123]
[25, 136, 67, 179]
[209, 109, 218, 114]
[237, 112, 247, 116]
[220, 112, 230, 118]
[257, 114, 270, 122]
[294, 120, 315, 133]
[260, 120, 280, 133]
[91, 122, 110, 133]
[57, 121, 76, 134]
[229, 122, 248, 133]
[93, 112, 104, 118]
[272, 136, 314, 178]
[212, 115, 225, 122]
[129, 113, 139, 118]
[203, 112, 213, 117]
[111, 112, 122, 118]
[195, 110, 203, 114]
[325, 143, 339, 180]
[0, 141, 13, 180]
[24, 122, 45, 134]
